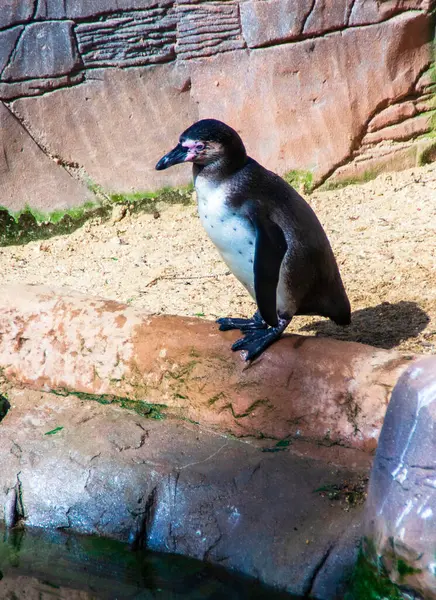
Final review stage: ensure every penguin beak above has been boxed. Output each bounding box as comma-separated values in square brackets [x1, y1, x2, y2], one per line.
[155, 144, 188, 170]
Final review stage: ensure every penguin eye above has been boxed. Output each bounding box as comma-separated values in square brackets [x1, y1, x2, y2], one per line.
[195, 142, 205, 151]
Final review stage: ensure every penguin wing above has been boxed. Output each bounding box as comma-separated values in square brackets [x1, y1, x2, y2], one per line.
[248, 207, 288, 327]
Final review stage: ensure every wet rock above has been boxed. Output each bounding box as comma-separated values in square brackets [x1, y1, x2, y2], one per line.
[364, 357, 436, 599]
[0, 284, 417, 451]
[0, 386, 368, 597]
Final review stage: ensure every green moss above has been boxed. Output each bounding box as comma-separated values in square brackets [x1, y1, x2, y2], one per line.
[108, 184, 194, 215]
[396, 558, 422, 579]
[220, 398, 272, 419]
[284, 170, 314, 194]
[52, 389, 167, 420]
[0, 183, 194, 248]
[320, 169, 380, 192]
[345, 549, 404, 600]
[208, 391, 226, 406]
[418, 139, 436, 165]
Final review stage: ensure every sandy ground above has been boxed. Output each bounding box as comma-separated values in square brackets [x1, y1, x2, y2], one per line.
[1, 163, 435, 355]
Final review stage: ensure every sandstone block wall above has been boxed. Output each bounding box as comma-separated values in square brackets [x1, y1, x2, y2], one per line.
[0, 0, 434, 211]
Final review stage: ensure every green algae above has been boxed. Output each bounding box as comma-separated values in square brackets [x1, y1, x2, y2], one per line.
[52, 389, 167, 420]
[319, 169, 380, 192]
[0, 184, 194, 247]
[345, 549, 404, 600]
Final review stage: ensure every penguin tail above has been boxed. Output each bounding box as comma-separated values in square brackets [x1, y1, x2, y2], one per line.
[329, 295, 351, 326]
[332, 310, 351, 326]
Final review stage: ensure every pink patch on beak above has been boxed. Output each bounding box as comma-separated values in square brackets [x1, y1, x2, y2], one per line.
[182, 140, 201, 161]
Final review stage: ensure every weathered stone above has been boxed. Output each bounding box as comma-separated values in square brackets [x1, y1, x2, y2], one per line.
[0, 385, 368, 597]
[367, 100, 417, 133]
[349, 0, 431, 26]
[35, 0, 173, 20]
[176, 3, 245, 59]
[0, 101, 93, 211]
[0, 284, 417, 452]
[415, 97, 435, 113]
[0, 26, 23, 74]
[415, 68, 435, 92]
[0, 0, 36, 30]
[303, 0, 353, 35]
[75, 8, 177, 68]
[2, 21, 81, 82]
[326, 142, 420, 185]
[190, 12, 431, 183]
[363, 113, 432, 145]
[9, 10, 431, 205]
[0, 72, 85, 101]
[364, 357, 436, 599]
[240, 0, 312, 48]
[11, 64, 198, 191]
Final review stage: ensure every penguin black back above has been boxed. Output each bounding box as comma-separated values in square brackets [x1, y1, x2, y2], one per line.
[156, 119, 351, 360]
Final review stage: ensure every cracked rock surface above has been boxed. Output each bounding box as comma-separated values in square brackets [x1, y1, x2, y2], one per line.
[0, 386, 368, 598]
[364, 356, 436, 599]
[0, 0, 433, 210]
[0, 284, 416, 452]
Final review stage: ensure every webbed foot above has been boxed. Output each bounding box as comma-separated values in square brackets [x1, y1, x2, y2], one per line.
[217, 311, 267, 333]
[231, 318, 290, 361]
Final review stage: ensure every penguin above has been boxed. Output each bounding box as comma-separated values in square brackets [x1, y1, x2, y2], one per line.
[156, 118, 351, 361]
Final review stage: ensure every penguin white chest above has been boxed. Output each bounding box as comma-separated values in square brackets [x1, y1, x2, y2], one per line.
[195, 178, 255, 295]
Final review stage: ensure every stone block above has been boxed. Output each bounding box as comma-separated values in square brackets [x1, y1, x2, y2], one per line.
[0, 385, 368, 597]
[0, 25, 23, 75]
[368, 100, 417, 132]
[364, 357, 436, 599]
[349, 0, 430, 26]
[176, 2, 245, 59]
[0, 284, 416, 451]
[303, 0, 353, 35]
[34, 0, 173, 20]
[240, 0, 312, 48]
[363, 113, 432, 145]
[2, 21, 81, 82]
[0, 101, 93, 211]
[0, 0, 36, 30]
[75, 8, 177, 68]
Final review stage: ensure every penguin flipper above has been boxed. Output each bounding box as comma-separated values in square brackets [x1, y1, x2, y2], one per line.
[249, 210, 287, 327]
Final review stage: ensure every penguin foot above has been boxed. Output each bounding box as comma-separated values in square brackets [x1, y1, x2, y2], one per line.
[231, 319, 290, 361]
[217, 311, 267, 333]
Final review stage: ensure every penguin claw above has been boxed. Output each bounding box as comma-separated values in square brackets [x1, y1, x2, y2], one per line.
[217, 312, 267, 332]
[231, 317, 291, 361]
[217, 317, 253, 331]
[231, 328, 283, 361]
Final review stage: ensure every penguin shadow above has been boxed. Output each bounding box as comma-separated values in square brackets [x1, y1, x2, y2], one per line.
[298, 301, 430, 350]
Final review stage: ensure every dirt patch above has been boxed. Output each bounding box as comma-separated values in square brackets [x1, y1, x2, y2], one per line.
[0, 163, 435, 355]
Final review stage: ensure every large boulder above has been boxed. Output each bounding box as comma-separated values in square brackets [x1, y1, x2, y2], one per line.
[0, 284, 417, 452]
[0, 385, 368, 598]
[364, 357, 436, 599]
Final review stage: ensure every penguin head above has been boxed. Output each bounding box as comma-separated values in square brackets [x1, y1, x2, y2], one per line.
[155, 119, 246, 171]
